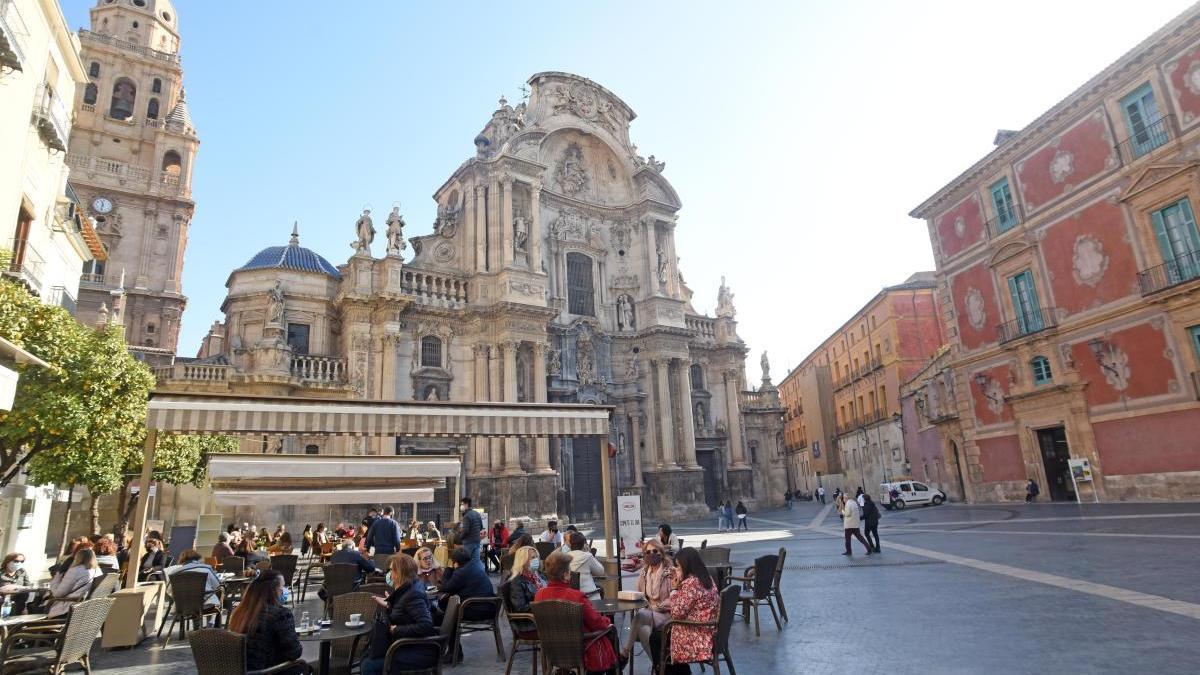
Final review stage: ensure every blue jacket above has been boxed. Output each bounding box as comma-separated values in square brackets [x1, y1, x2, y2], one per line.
[438, 559, 494, 619]
[459, 509, 483, 544]
[365, 516, 402, 554]
[330, 547, 377, 583]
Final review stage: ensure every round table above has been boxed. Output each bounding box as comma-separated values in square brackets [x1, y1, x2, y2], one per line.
[590, 598, 646, 674]
[0, 613, 48, 640]
[298, 622, 372, 674]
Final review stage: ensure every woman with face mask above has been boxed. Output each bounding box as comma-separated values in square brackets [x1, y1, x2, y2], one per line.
[504, 546, 545, 636]
[0, 553, 31, 614]
[363, 553, 438, 675]
[227, 570, 305, 675]
[622, 539, 673, 660]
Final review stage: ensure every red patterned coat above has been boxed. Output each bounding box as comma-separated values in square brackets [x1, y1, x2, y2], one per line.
[663, 576, 719, 664]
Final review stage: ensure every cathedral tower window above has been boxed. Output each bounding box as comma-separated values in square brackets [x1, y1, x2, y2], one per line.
[161, 150, 182, 174]
[83, 84, 98, 105]
[287, 323, 310, 355]
[88, 62, 100, 78]
[152, 78, 162, 94]
[146, 98, 159, 119]
[109, 78, 136, 119]
[421, 336, 442, 368]
[567, 252, 595, 316]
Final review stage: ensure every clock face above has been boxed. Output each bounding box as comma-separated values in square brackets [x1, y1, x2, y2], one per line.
[92, 197, 113, 214]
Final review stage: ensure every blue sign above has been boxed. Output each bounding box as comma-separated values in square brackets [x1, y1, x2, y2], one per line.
[813, 441, 821, 458]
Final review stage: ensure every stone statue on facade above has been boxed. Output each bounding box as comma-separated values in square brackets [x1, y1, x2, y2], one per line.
[760, 351, 771, 383]
[514, 216, 528, 253]
[546, 348, 561, 376]
[716, 276, 736, 318]
[267, 280, 285, 326]
[625, 351, 640, 381]
[656, 245, 668, 284]
[616, 294, 635, 331]
[386, 207, 405, 256]
[353, 208, 374, 254]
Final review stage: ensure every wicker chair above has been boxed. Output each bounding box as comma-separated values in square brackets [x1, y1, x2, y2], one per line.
[159, 571, 224, 646]
[771, 547, 788, 623]
[657, 584, 740, 675]
[533, 543, 556, 560]
[452, 595, 504, 664]
[382, 595, 457, 675]
[270, 555, 299, 597]
[531, 600, 615, 675]
[254, 560, 271, 572]
[700, 547, 731, 565]
[0, 597, 113, 675]
[326, 592, 377, 675]
[321, 563, 359, 617]
[372, 553, 393, 571]
[221, 556, 246, 576]
[729, 555, 781, 637]
[359, 582, 390, 597]
[189, 627, 312, 675]
[498, 580, 540, 675]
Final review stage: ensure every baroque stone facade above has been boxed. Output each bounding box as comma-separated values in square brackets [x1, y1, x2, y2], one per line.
[159, 72, 785, 523]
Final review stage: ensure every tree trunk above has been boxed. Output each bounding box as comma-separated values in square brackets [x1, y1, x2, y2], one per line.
[57, 484, 75, 559]
[89, 492, 101, 536]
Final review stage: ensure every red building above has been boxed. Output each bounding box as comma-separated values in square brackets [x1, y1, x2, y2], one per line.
[910, 8, 1200, 502]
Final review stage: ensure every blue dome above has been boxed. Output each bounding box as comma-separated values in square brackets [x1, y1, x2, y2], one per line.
[237, 243, 341, 279]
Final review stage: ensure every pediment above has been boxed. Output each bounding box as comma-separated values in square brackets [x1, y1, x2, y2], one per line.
[1119, 161, 1200, 201]
[634, 168, 681, 209]
[988, 237, 1036, 267]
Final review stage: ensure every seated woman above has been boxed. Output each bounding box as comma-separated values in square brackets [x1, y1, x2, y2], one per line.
[653, 547, 719, 674]
[622, 539, 673, 660]
[236, 537, 268, 567]
[505, 545, 544, 636]
[424, 521, 442, 542]
[137, 538, 165, 581]
[534, 551, 618, 674]
[164, 549, 223, 610]
[414, 546, 443, 588]
[269, 532, 294, 556]
[0, 553, 32, 614]
[565, 531, 605, 597]
[227, 570, 305, 675]
[93, 537, 120, 573]
[362, 554, 439, 675]
[47, 548, 101, 617]
[486, 520, 509, 572]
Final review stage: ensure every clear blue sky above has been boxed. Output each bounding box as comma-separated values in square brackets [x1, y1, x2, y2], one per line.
[63, 0, 1195, 376]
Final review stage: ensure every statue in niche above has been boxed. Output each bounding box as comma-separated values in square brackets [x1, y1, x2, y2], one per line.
[386, 207, 406, 256]
[267, 280, 285, 326]
[546, 348, 561, 376]
[625, 352, 640, 381]
[554, 142, 589, 195]
[656, 245, 668, 284]
[353, 208, 375, 254]
[514, 216, 528, 254]
[616, 294, 635, 331]
[576, 334, 595, 386]
[425, 386, 440, 401]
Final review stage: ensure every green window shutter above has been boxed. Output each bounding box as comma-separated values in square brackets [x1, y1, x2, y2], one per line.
[1007, 275, 1026, 334]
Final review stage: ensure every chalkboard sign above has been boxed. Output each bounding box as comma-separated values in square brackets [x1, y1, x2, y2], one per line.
[166, 525, 196, 561]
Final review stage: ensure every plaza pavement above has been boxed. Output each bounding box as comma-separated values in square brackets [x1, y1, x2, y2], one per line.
[85, 499, 1200, 674]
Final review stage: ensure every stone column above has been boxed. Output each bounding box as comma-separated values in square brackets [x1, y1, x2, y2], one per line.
[643, 217, 658, 297]
[529, 181, 542, 273]
[502, 340, 521, 473]
[474, 185, 486, 272]
[675, 360, 699, 468]
[501, 178, 514, 267]
[642, 370, 661, 469]
[489, 342, 503, 472]
[471, 344, 491, 475]
[532, 341, 552, 472]
[630, 409, 644, 487]
[490, 178, 502, 271]
[654, 359, 677, 468]
[724, 369, 747, 467]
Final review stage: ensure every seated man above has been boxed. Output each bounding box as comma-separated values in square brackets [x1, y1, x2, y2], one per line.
[437, 547, 495, 620]
[164, 548, 222, 609]
[211, 532, 235, 564]
[330, 538, 377, 584]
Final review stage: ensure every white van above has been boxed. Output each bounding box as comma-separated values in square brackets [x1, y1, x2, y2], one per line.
[880, 480, 946, 509]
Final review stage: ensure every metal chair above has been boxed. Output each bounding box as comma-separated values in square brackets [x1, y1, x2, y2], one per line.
[383, 595, 457, 675]
[328, 592, 377, 675]
[771, 547, 788, 623]
[299, 561, 323, 601]
[221, 556, 246, 576]
[452, 595, 505, 664]
[0, 597, 113, 675]
[700, 547, 731, 565]
[189, 627, 313, 674]
[498, 580, 540, 675]
[160, 571, 224, 646]
[531, 600, 615, 675]
[270, 554, 299, 599]
[730, 555, 781, 637]
[657, 584, 740, 675]
[321, 563, 359, 617]
[533, 542, 556, 560]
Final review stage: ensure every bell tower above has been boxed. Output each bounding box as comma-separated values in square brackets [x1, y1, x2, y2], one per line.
[68, 0, 199, 362]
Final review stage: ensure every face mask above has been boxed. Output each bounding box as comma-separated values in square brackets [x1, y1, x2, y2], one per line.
[459, 505, 468, 514]
[561, 544, 571, 555]
[6, 562, 21, 572]
[529, 559, 540, 572]
[646, 552, 662, 565]
[385, 571, 395, 588]
[279, 587, 290, 603]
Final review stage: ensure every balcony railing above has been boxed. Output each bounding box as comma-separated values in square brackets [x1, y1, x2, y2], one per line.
[1137, 250, 1200, 295]
[686, 315, 717, 342]
[739, 390, 778, 410]
[832, 357, 884, 391]
[4, 239, 43, 293]
[997, 307, 1061, 344]
[1115, 114, 1174, 165]
[78, 29, 180, 65]
[985, 201, 1025, 239]
[154, 363, 229, 383]
[0, 0, 27, 72]
[32, 83, 69, 152]
[79, 272, 107, 285]
[290, 355, 346, 383]
[44, 286, 77, 315]
[401, 270, 468, 307]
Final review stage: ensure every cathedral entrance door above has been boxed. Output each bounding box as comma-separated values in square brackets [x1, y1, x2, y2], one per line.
[570, 437, 603, 522]
[695, 448, 720, 510]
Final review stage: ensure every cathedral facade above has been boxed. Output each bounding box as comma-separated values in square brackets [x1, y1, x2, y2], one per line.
[163, 72, 785, 523]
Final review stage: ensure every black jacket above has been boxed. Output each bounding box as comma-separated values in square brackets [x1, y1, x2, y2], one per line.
[331, 547, 377, 583]
[243, 604, 304, 674]
[504, 575, 541, 632]
[370, 581, 437, 663]
[365, 517, 402, 554]
[862, 500, 881, 525]
[459, 509, 484, 544]
[439, 560, 494, 619]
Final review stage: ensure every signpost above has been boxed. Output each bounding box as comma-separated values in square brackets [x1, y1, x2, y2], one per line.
[1067, 458, 1099, 504]
[617, 494, 642, 564]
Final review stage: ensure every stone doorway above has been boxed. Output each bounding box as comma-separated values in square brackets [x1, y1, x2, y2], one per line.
[569, 437, 603, 521]
[695, 447, 721, 510]
[1036, 426, 1075, 502]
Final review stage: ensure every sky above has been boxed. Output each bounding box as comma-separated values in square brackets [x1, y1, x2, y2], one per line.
[62, 0, 1197, 378]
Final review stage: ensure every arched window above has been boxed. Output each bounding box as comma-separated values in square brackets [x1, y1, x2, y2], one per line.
[161, 150, 181, 174]
[146, 98, 159, 119]
[109, 78, 136, 118]
[304, 444, 319, 455]
[566, 252, 595, 316]
[83, 83, 98, 105]
[152, 78, 162, 94]
[421, 336, 442, 368]
[1031, 356, 1053, 385]
[145, 323, 155, 334]
[88, 62, 100, 78]
[689, 363, 704, 390]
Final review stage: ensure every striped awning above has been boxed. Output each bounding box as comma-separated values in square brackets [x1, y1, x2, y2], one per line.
[146, 392, 612, 438]
[212, 487, 435, 507]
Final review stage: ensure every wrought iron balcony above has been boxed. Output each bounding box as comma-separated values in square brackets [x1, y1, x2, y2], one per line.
[1115, 114, 1174, 164]
[32, 83, 69, 152]
[3, 239, 44, 294]
[44, 286, 77, 315]
[0, 0, 27, 72]
[1137, 250, 1200, 295]
[985, 202, 1025, 239]
[997, 307, 1061, 344]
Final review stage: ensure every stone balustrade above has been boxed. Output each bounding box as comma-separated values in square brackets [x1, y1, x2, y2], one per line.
[290, 354, 346, 383]
[66, 153, 187, 197]
[686, 315, 717, 341]
[401, 269, 468, 306]
[154, 363, 229, 383]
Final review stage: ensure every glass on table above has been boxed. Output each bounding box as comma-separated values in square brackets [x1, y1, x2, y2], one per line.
[300, 611, 310, 631]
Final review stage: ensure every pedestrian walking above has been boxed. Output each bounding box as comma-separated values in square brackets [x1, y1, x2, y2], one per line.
[784, 489, 793, 510]
[855, 486, 865, 508]
[817, 485, 826, 505]
[721, 500, 733, 532]
[1026, 479, 1040, 503]
[861, 494, 881, 553]
[735, 501, 749, 531]
[838, 494, 872, 556]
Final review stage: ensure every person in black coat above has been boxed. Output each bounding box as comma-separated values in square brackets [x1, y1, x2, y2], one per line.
[437, 547, 495, 621]
[227, 570, 304, 675]
[137, 538, 166, 581]
[362, 554, 438, 675]
[862, 494, 882, 553]
[330, 539, 378, 583]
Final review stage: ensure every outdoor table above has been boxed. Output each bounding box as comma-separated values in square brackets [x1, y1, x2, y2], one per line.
[0, 613, 47, 640]
[298, 622, 372, 674]
[591, 598, 646, 675]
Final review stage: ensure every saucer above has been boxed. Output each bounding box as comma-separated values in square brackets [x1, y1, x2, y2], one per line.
[345, 621, 365, 628]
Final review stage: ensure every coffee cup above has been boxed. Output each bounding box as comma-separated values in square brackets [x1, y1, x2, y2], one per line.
[349, 613, 362, 625]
